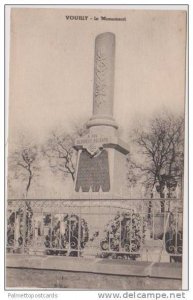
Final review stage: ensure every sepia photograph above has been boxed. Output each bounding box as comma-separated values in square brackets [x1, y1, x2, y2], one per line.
[5, 5, 188, 290]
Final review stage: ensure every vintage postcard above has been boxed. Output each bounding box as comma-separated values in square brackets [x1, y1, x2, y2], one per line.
[5, 6, 188, 290]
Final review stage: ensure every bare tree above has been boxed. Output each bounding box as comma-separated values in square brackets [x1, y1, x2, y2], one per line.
[44, 132, 75, 181]
[43, 123, 88, 182]
[8, 144, 39, 198]
[130, 112, 184, 197]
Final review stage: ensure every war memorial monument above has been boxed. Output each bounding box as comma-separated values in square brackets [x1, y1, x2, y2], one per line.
[73, 32, 129, 197]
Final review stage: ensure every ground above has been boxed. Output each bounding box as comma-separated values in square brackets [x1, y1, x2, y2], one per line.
[6, 268, 182, 290]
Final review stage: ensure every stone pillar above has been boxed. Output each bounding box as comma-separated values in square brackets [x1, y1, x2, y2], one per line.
[87, 32, 118, 130]
[73, 32, 129, 198]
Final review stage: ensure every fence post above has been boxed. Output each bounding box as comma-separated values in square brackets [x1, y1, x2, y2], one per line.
[163, 184, 169, 199]
[22, 200, 27, 253]
[176, 183, 180, 199]
[78, 210, 81, 257]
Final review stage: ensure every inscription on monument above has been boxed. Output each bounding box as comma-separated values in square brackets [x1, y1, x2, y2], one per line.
[76, 134, 110, 156]
[76, 135, 109, 145]
[75, 149, 110, 192]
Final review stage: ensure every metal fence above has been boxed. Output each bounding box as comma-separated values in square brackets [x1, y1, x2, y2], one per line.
[6, 198, 183, 263]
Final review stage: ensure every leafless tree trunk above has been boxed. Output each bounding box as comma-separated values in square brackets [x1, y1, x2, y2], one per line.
[9, 145, 39, 198]
[43, 123, 88, 183]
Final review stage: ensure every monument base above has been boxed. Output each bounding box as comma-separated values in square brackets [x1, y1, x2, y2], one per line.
[87, 114, 118, 129]
[73, 130, 129, 199]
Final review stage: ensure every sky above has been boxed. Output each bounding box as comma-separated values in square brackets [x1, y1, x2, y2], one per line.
[8, 8, 187, 146]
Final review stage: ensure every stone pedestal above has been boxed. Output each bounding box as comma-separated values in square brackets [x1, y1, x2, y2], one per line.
[73, 32, 129, 199]
[73, 133, 129, 197]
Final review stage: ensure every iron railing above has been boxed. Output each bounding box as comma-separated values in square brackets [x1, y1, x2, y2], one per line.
[6, 198, 183, 263]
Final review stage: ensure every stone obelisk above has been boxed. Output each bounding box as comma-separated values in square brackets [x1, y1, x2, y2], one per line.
[87, 32, 118, 132]
[73, 32, 129, 198]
